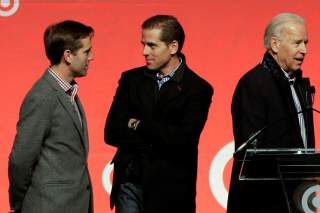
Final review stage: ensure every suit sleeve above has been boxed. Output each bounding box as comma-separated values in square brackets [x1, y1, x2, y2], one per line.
[8, 93, 53, 211]
[104, 73, 144, 147]
[231, 77, 266, 150]
[136, 84, 213, 146]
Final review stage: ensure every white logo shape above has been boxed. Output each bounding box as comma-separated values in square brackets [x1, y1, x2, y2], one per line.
[209, 141, 234, 209]
[301, 184, 320, 213]
[102, 161, 114, 195]
[0, 0, 19, 17]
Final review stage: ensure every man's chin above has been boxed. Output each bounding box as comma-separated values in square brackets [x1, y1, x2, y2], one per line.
[146, 65, 158, 70]
[289, 66, 302, 73]
[76, 71, 87, 77]
[294, 65, 302, 71]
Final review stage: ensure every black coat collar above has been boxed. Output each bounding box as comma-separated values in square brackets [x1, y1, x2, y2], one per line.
[143, 53, 186, 84]
[262, 51, 303, 83]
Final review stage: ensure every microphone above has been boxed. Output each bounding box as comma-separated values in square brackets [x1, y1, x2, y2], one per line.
[304, 85, 320, 113]
[307, 107, 320, 114]
[234, 85, 318, 156]
[305, 85, 315, 109]
[309, 85, 315, 94]
[234, 126, 267, 155]
[233, 109, 307, 156]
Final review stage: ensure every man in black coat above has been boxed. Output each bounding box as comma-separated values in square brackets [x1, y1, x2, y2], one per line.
[227, 13, 315, 213]
[104, 15, 213, 213]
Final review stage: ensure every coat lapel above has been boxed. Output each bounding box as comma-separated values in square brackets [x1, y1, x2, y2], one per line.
[76, 97, 89, 156]
[44, 71, 87, 154]
[157, 81, 183, 108]
[137, 70, 158, 117]
[263, 53, 303, 144]
[138, 55, 186, 115]
[56, 90, 86, 142]
[155, 59, 185, 108]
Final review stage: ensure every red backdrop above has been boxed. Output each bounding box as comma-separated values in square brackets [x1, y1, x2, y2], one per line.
[1, 0, 320, 212]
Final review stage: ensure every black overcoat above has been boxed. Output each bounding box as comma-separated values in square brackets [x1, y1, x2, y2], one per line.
[227, 52, 315, 213]
[105, 56, 213, 213]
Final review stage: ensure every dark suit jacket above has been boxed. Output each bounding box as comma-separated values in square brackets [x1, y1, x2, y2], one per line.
[227, 52, 315, 213]
[105, 55, 213, 213]
[9, 70, 93, 213]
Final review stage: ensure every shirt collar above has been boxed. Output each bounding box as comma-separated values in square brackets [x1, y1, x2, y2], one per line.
[48, 67, 78, 93]
[280, 67, 296, 84]
[157, 57, 182, 80]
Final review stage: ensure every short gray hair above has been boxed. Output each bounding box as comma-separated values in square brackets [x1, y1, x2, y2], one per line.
[263, 13, 305, 49]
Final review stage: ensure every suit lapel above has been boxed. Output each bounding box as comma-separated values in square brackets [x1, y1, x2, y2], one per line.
[76, 97, 89, 156]
[44, 71, 87, 153]
[56, 90, 86, 140]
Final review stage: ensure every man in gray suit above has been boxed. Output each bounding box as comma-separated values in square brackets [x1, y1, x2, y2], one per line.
[8, 20, 94, 213]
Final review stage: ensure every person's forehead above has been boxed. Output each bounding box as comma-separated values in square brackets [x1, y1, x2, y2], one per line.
[80, 36, 92, 44]
[142, 28, 164, 43]
[281, 22, 307, 37]
[283, 21, 306, 31]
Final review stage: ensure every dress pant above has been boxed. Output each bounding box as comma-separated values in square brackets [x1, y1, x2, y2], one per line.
[115, 182, 143, 213]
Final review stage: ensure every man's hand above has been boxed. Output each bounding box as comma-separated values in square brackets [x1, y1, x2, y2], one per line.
[128, 118, 140, 130]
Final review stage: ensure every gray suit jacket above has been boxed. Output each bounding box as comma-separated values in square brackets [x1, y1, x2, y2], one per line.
[9, 70, 93, 213]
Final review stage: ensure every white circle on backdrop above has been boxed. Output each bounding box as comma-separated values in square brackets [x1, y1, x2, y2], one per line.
[209, 141, 234, 209]
[102, 161, 114, 195]
[301, 184, 320, 213]
[102, 142, 236, 205]
[0, 0, 19, 17]
[1, 0, 9, 7]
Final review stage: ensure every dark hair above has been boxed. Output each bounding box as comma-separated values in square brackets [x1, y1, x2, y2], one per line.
[142, 15, 185, 53]
[44, 20, 94, 65]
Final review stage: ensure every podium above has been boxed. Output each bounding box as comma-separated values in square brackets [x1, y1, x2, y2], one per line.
[239, 148, 320, 213]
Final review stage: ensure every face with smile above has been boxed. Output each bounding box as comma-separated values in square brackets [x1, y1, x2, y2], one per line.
[68, 36, 94, 78]
[141, 28, 178, 75]
[271, 22, 308, 72]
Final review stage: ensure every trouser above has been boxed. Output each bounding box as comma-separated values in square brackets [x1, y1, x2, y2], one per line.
[115, 182, 143, 213]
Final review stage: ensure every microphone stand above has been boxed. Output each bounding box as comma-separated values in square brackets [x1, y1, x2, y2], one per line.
[234, 105, 320, 157]
[234, 126, 267, 156]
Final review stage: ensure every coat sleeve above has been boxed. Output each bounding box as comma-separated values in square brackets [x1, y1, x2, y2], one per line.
[136, 83, 213, 147]
[104, 73, 145, 147]
[231, 77, 267, 150]
[8, 93, 53, 211]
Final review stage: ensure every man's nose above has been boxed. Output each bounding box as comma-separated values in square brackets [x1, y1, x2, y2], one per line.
[89, 51, 94, 60]
[300, 43, 307, 54]
[143, 45, 150, 56]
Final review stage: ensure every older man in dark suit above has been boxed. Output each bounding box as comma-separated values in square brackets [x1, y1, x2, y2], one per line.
[227, 13, 315, 213]
[8, 20, 94, 213]
[105, 15, 213, 213]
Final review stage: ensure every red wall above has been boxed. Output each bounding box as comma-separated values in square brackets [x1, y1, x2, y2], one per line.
[1, 0, 320, 212]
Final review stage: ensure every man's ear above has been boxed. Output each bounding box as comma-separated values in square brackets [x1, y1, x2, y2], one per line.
[169, 40, 179, 55]
[63, 49, 72, 64]
[270, 37, 281, 53]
